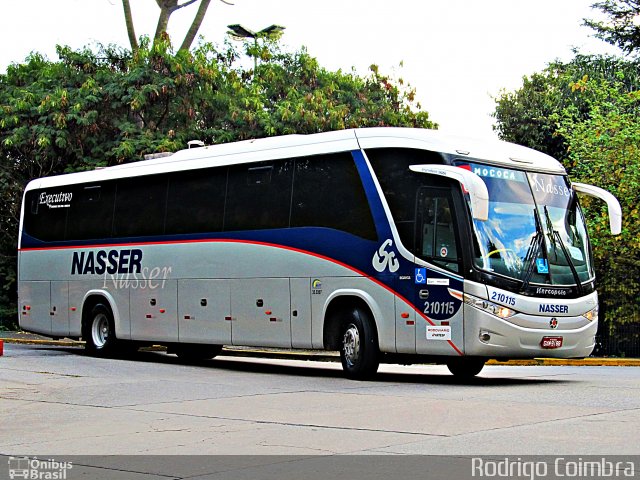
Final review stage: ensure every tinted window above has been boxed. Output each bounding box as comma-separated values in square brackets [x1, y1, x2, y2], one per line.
[291, 152, 377, 240]
[225, 160, 293, 231]
[23, 189, 70, 241]
[66, 184, 115, 240]
[113, 175, 168, 238]
[418, 190, 459, 272]
[367, 148, 445, 251]
[166, 168, 227, 234]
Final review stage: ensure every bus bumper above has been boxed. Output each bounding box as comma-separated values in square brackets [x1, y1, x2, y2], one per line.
[463, 305, 598, 358]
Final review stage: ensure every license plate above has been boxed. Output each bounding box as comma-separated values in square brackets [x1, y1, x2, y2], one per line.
[541, 336, 563, 349]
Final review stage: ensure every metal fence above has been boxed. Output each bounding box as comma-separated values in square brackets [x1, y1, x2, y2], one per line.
[593, 257, 640, 357]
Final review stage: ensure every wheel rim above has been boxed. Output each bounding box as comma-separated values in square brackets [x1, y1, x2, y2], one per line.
[91, 313, 110, 348]
[342, 323, 360, 367]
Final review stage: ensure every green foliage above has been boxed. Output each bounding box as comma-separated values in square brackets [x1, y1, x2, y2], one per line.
[0, 37, 436, 321]
[494, 55, 640, 343]
[584, 0, 640, 56]
[556, 76, 640, 334]
[493, 54, 640, 164]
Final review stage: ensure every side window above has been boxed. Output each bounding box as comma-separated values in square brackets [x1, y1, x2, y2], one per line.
[418, 189, 459, 272]
[291, 152, 377, 240]
[366, 147, 444, 251]
[23, 189, 70, 242]
[166, 168, 227, 234]
[113, 175, 168, 238]
[66, 184, 116, 240]
[224, 159, 293, 231]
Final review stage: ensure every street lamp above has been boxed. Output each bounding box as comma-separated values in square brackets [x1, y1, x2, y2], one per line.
[227, 24, 286, 73]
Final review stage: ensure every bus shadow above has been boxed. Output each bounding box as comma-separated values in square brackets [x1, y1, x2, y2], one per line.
[55, 345, 571, 387]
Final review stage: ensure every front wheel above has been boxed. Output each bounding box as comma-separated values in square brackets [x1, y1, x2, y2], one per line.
[84, 304, 117, 356]
[446, 357, 485, 378]
[339, 307, 379, 380]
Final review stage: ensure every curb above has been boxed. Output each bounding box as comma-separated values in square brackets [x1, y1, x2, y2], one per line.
[2, 336, 639, 366]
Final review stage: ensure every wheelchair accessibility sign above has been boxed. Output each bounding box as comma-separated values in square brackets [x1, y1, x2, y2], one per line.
[415, 268, 426, 284]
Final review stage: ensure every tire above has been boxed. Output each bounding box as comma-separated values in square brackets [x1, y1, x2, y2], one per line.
[446, 357, 485, 378]
[84, 303, 117, 356]
[339, 307, 380, 380]
[174, 344, 223, 361]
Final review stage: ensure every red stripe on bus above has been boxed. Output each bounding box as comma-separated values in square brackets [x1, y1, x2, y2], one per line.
[20, 238, 464, 355]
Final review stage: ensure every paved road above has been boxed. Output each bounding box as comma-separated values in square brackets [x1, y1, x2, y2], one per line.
[1, 343, 639, 459]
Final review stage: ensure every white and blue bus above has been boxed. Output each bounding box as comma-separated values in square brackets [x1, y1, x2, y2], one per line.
[18, 128, 622, 379]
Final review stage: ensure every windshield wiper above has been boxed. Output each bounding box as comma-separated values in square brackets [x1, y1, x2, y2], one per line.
[543, 206, 584, 295]
[520, 208, 545, 293]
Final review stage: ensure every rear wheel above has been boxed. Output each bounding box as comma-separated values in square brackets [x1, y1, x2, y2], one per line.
[339, 307, 379, 380]
[446, 357, 485, 378]
[84, 303, 117, 356]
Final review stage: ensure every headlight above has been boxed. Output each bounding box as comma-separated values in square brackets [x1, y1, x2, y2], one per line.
[464, 293, 517, 319]
[582, 305, 598, 322]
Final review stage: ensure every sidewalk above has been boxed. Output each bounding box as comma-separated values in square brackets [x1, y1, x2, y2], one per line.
[1, 331, 639, 366]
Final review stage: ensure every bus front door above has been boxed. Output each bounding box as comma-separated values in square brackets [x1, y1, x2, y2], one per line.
[413, 187, 465, 356]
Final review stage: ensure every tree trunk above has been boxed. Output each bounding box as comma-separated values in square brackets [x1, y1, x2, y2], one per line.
[180, 0, 212, 51]
[122, 0, 138, 52]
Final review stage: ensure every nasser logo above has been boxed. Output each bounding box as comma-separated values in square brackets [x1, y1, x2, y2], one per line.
[372, 239, 400, 273]
[550, 318, 558, 329]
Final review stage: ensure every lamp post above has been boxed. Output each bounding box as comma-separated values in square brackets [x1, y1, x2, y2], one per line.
[226, 24, 286, 74]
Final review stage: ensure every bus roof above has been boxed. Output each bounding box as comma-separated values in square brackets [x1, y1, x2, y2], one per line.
[25, 127, 565, 190]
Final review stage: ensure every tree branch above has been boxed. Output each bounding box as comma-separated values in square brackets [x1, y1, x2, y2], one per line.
[122, 0, 139, 52]
[180, 0, 212, 51]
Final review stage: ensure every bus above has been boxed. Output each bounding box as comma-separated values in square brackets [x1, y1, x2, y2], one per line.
[17, 128, 622, 379]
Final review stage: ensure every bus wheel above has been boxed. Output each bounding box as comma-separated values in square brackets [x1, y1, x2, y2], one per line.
[174, 344, 223, 361]
[84, 304, 116, 356]
[339, 307, 379, 380]
[446, 357, 485, 378]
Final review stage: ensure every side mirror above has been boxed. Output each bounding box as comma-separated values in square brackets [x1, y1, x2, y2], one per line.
[572, 182, 622, 235]
[409, 165, 489, 221]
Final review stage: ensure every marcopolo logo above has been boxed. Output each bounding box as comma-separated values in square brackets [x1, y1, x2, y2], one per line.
[38, 191, 73, 209]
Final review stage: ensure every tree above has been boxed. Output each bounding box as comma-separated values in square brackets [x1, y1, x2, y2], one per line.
[584, 0, 640, 56]
[121, 0, 230, 53]
[493, 54, 640, 164]
[556, 76, 640, 352]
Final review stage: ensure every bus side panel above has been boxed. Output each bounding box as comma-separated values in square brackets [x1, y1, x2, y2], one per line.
[130, 280, 178, 342]
[18, 281, 51, 335]
[231, 278, 291, 348]
[178, 279, 231, 345]
[50, 281, 69, 337]
[290, 277, 312, 349]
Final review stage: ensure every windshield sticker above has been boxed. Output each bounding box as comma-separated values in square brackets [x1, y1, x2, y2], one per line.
[469, 166, 526, 183]
[530, 176, 571, 198]
[536, 258, 549, 274]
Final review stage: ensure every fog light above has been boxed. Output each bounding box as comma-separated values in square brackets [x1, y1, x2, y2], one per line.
[479, 331, 491, 343]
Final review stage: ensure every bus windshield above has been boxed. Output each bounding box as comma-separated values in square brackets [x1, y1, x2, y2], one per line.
[459, 163, 594, 287]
